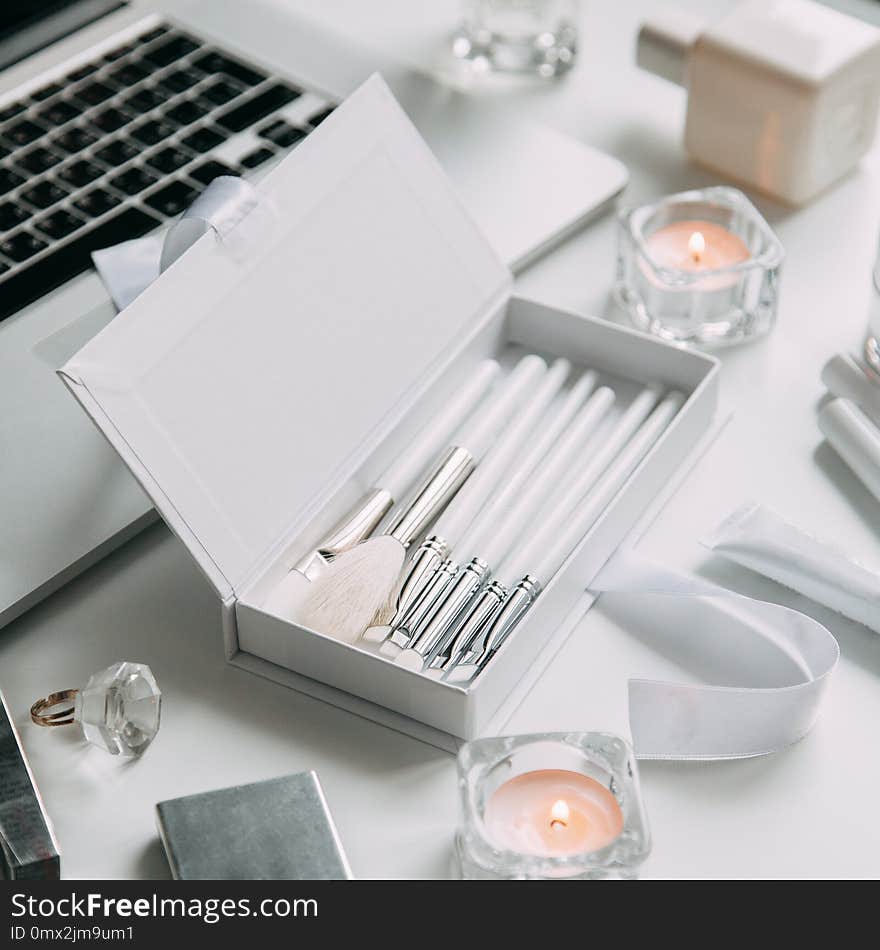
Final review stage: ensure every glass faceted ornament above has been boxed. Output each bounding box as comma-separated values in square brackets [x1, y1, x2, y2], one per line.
[74, 661, 161, 756]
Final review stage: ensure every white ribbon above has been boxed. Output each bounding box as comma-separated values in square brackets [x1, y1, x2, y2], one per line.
[91, 176, 262, 310]
[590, 547, 840, 761]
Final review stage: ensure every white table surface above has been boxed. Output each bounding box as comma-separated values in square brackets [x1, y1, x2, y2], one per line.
[3, 0, 880, 880]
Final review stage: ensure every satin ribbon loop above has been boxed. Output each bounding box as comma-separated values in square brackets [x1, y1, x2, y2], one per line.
[590, 547, 840, 761]
[92, 176, 263, 311]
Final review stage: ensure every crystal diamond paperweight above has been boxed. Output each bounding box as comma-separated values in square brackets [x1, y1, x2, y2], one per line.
[74, 661, 161, 756]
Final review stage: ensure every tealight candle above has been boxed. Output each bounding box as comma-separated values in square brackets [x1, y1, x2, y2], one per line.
[616, 187, 784, 346]
[456, 732, 650, 880]
[485, 769, 624, 857]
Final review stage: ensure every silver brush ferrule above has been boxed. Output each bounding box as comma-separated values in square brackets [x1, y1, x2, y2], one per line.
[386, 559, 458, 650]
[294, 487, 394, 580]
[386, 535, 450, 628]
[410, 558, 489, 663]
[474, 574, 542, 667]
[387, 445, 474, 548]
[449, 579, 507, 668]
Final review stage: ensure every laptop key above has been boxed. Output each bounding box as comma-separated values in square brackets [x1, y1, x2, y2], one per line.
[21, 180, 69, 209]
[123, 88, 168, 112]
[130, 119, 177, 146]
[143, 35, 200, 68]
[103, 44, 134, 63]
[108, 61, 151, 86]
[52, 126, 99, 154]
[110, 166, 159, 195]
[0, 201, 31, 231]
[201, 80, 243, 106]
[188, 159, 237, 185]
[0, 169, 25, 195]
[139, 25, 169, 44]
[144, 180, 198, 216]
[160, 68, 203, 95]
[74, 81, 117, 107]
[308, 107, 335, 127]
[0, 102, 27, 122]
[166, 99, 209, 126]
[90, 107, 132, 133]
[34, 210, 85, 240]
[181, 126, 227, 152]
[4, 119, 47, 147]
[146, 147, 193, 174]
[258, 120, 306, 148]
[67, 63, 99, 83]
[94, 138, 138, 167]
[216, 84, 299, 133]
[191, 52, 266, 87]
[17, 147, 63, 174]
[57, 159, 105, 188]
[37, 99, 82, 126]
[73, 187, 121, 218]
[240, 146, 275, 169]
[0, 207, 161, 322]
[0, 231, 48, 262]
[31, 83, 63, 102]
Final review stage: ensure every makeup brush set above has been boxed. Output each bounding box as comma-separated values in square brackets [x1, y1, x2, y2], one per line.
[60, 76, 720, 747]
[274, 353, 686, 688]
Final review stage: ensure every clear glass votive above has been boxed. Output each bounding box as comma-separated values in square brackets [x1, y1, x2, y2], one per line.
[452, 0, 578, 78]
[455, 732, 650, 880]
[615, 186, 784, 347]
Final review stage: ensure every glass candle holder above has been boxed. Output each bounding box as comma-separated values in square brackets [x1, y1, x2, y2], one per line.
[615, 186, 784, 347]
[452, 1, 578, 78]
[455, 732, 650, 879]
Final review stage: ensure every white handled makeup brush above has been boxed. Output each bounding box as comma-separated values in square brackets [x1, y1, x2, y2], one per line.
[293, 354, 548, 642]
[368, 368, 600, 646]
[396, 385, 616, 671]
[261, 359, 500, 617]
[372, 357, 572, 650]
[446, 391, 685, 683]
[434, 385, 662, 677]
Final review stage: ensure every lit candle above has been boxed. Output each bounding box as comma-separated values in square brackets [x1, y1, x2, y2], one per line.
[484, 769, 624, 857]
[645, 219, 751, 273]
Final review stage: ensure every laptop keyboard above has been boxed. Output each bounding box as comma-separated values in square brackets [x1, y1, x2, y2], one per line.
[0, 22, 336, 322]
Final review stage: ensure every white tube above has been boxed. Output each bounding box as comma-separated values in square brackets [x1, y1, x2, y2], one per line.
[472, 385, 616, 568]
[495, 386, 661, 585]
[381, 359, 500, 499]
[431, 359, 569, 545]
[502, 391, 683, 584]
[454, 354, 547, 461]
[818, 397, 880, 503]
[703, 502, 880, 634]
[454, 370, 598, 558]
[821, 354, 880, 430]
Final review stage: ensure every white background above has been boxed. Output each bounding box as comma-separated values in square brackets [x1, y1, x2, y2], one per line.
[3, 0, 880, 879]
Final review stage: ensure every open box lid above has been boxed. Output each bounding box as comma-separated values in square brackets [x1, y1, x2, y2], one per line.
[60, 75, 510, 600]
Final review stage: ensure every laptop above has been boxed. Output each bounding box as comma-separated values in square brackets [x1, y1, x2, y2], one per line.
[0, 0, 627, 628]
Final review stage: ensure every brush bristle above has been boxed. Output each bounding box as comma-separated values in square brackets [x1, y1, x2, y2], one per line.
[293, 536, 405, 643]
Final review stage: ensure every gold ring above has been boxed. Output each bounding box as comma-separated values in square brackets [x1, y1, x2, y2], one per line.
[30, 689, 79, 727]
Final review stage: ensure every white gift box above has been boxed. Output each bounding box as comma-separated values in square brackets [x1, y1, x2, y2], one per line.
[60, 76, 719, 751]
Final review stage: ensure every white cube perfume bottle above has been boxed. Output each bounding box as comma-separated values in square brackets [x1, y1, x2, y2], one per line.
[637, 0, 880, 205]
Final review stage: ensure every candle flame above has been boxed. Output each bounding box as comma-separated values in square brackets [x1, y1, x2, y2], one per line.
[688, 230, 706, 262]
[549, 799, 570, 829]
